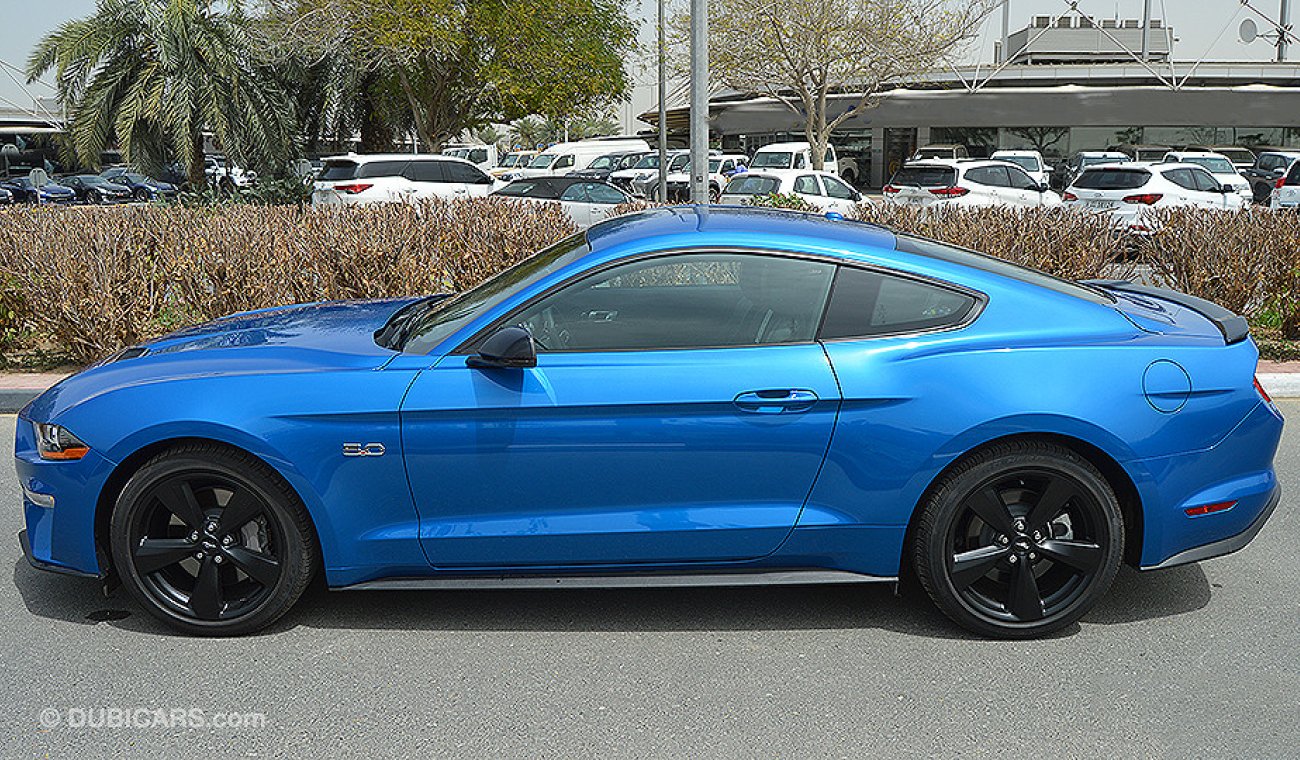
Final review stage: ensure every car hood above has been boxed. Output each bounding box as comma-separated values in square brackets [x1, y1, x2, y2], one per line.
[22, 298, 428, 421]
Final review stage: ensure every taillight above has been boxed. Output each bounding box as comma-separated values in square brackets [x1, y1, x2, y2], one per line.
[1275, 177, 1287, 189]
[1254, 375, 1273, 404]
[1063, 191, 1078, 201]
[882, 184, 901, 194]
[333, 183, 373, 194]
[1122, 193, 1163, 205]
[929, 186, 970, 197]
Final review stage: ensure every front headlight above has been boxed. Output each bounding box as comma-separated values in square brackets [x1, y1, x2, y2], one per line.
[34, 423, 90, 461]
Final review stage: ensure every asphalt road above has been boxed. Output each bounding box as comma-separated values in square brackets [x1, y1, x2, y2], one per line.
[3, 408, 1298, 759]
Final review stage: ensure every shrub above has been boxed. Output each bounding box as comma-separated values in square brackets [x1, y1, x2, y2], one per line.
[747, 192, 819, 212]
[0, 199, 577, 363]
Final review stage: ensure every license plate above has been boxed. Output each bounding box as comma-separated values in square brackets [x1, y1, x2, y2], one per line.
[313, 190, 340, 206]
[1085, 200, 1116, 210]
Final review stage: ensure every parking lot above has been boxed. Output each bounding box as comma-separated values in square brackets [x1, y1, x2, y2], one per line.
[3, 406, 1298, 759]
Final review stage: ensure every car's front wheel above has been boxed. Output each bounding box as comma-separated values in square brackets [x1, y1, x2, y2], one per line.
[914, 440, 1124, 638]
[109, 444, 317, 636]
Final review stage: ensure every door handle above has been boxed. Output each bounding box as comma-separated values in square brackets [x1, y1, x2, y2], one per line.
[733, 389, 819, 414]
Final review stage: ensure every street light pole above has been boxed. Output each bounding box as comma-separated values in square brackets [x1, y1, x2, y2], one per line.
[1280, 0, 1291, 61]
[657, 0, 668, 202]
[688, 0, 709, 204]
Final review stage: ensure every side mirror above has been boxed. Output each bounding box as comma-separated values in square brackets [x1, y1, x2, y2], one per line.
[467, 325, 537, 369]
[850, 189, 862, 202]
[1221, 183, 1235, 194]
[1038, 183, 1050, 192]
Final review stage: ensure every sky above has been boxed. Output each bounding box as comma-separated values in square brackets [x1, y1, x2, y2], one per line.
[0, 0, 1287, 131]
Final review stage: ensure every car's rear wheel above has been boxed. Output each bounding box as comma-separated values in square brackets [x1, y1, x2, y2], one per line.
[914, 440, 1123, 638]
[133, 188, 149, 202]
[109, 444, 317, 636]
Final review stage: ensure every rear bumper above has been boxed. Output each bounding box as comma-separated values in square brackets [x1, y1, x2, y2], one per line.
[1142, 484, 1280, 570]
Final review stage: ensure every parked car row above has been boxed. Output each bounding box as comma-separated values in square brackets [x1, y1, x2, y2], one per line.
[0, 167, 178, 207]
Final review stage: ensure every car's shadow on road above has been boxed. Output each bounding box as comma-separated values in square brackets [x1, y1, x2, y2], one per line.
[12, 558, 1212, 640]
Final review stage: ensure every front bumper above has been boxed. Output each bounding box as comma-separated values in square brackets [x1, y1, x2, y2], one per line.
[18, 529, 101, 579]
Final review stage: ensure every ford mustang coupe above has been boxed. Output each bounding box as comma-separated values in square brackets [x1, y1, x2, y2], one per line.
[16, 207, 1282, 637]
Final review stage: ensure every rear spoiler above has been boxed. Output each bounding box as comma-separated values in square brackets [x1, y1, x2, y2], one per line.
[1084, 279, 1250, 345]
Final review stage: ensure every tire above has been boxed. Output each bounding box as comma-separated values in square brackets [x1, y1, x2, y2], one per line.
[90, 190, 102, 205]
[709, 184, 721, 203]
[133, 188, 149, 202]
[913, 439, 1124, 639]
[109, 444, 318, 636]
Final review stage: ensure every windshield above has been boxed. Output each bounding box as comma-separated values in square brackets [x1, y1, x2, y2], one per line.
[588, 155, 619, 170]
[890, 165, 956, 187]
[751, 151, 793, 169]
[722, 175, 781, 196]
[528, 154, 558, 168]
[400, 232, 591, 354]
[1073, 169, 1150, 189]
[998, 156, 1040, 172]
[1182, 156, 1236, 174]
[631, 155, 660, 169]
[126, 173, 150, 183]
[1081, 155, 1128, 168]
[668, 155, 689, 171]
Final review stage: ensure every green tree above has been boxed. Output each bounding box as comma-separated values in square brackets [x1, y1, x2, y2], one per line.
[348, 0, 636, 150]
[28, 0, 296, 186]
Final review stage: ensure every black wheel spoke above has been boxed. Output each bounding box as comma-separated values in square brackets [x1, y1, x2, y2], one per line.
[134, 538, 194, 575]
[225, 547, 280, 587]
[950, 545, 1009, 590]
[964, 487, 1015, 535]
[215, 489, 263, 536]
[1006, 561, 1045, 621]
[154, 481, 205, 531]
[1037, 539, 1103, 572]
[1026, 477, 1075, 532]
[189, 556, 224, 620]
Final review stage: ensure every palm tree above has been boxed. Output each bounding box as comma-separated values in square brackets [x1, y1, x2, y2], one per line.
[27, 0, 296, 187]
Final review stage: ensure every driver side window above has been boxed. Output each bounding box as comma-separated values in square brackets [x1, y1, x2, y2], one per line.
[509, 253, 836, 352]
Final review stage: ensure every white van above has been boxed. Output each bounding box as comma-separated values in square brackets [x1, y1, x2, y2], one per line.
[442, 143, 499, 169]
[749, 141, 839, 176]
[519, 138, 651, 178]
[312, 154, 496, 207]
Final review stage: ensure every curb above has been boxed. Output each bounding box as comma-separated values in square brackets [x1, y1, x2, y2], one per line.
[1257, 373, 1300, 400]
[0, 390, 39, 414]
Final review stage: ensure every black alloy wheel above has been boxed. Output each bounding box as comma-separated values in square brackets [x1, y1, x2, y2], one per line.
[133, 188, 150, 202]
[110, 444, 317, 636]
[914, 440, 1124, 638]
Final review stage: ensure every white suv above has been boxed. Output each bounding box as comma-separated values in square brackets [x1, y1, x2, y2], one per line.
[883, 159, 1061, 209]
[719, 169, 863, 214]
[1063, 162, 1245, 231]
[990, 150, 1053, 187]
[663, 154, 749, 201]
[312, 154, 496, 206]
[1162, 151, 1251, 202]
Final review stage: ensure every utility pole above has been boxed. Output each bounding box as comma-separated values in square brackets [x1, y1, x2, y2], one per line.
[657, 0, 668, 202]
[1280, 0, 1291, 61]
[688, 0, 709, 204]
[1140, 0, 1152, 61]
[1000, 0, 1010, 63]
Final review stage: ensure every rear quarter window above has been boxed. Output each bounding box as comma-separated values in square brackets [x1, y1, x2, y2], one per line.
[1072, 169, 1150, 190]
[320, 161, 359, 181]
[819, 267, 978, 340]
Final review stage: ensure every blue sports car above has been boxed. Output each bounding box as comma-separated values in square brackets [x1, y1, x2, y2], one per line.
[15, 207, 1282, 637]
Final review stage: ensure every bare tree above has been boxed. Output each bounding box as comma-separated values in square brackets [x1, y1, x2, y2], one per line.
[693, 0, 994, 170]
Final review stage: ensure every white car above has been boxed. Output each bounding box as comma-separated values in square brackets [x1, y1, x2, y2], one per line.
[1269, 158, 1300, 211]
[1063, 162, 1246, 231]
[662, 154, 749, 201]
[883, 160, 1061, 209]
[491, 177, 631, 227]
[518, 138, 651, 179]
[490, 150, 538, 179]
[610, 150, 691, 197]
[749, 142, 839, 176]
[442, 143, 498, 169]
[719, 169, 863, 214]
[990, 150, 1053, 187]
[1162, 151, 1251, 202]
[312, 154, 496, 207]
[205, 155, 256, 191]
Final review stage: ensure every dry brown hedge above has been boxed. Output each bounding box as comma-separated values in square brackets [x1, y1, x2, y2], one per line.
[1, 200, 1298, 364]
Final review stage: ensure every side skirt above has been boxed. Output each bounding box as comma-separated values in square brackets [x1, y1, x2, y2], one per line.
[335, 568, 895, 592]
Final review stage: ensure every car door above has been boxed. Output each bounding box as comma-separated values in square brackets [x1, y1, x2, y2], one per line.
[446, 160, 496, 197]
[1004, 165, 1045, 206]
[820, 174, 858, 213]
[962, 166, 1005, 205]
[1187, 166, 1233, 209]
[576, 181, 628, 226]
[556, 182, 593, 226]
[792, 174, 825, 208]
[401, 251, 841, 568]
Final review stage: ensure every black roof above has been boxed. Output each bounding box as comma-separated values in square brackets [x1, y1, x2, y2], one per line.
[492, 176, 619, 200]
